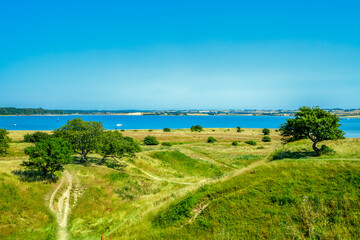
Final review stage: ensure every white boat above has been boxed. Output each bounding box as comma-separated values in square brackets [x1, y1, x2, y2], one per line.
[13, 124, 16, 126]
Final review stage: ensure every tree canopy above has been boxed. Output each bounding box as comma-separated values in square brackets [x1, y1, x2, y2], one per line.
[262, 128, 270, 135]
[143, 136, 159, 145]
[0, 129, 11, 156]
[280, 106, 344, 155]
[23, 137, 73, 179]
[53, 118, 104, 162]
[163, 127, 171, 132]
[190, 125, 203, 132]
[23, 131, 51, 143]
[96, 131, 140, 164]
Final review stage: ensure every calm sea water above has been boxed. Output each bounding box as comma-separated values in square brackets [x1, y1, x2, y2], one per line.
[0, 115, 359, 138]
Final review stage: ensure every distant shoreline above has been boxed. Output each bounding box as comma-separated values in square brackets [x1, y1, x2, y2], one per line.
[0, 114, 359, 118]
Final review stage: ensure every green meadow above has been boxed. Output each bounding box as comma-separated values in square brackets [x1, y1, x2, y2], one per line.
[1, 129, 360, 239]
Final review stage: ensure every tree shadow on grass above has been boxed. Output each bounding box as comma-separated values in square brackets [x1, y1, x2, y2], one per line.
[72, 156, 127, 171]
[104, 159, 127, 170]
[11, 169, 57, 183]
[270, 150, 316, 161]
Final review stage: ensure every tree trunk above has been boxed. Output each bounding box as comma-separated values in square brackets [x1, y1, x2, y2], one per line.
[42, 167, 47, 178]
[312, 141, 320, 156]
[98, 156, 106, 165]
[80, 151, 88, 163]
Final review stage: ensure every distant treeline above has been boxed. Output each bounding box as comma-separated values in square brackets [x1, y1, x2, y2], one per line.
[1, 107, 359, 116]
[0, 107, 152, 115]
[0, 108, 67, 115]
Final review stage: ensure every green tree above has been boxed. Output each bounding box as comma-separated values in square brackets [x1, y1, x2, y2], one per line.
[262, 128, 270, 135]
[280, 106, 344, 155]
[163, 127, 171, 132]
[23, 137, 73, 179]
[23, 131, 51, 143]
[53, 118, 104, 162]
[143, 136, 159, 145]
[0, 129, 11, 156]
[190, 125, 203, 132]
[96, 131, 140, 164]
[245, 140, 257, 146]
[207, 136, 217, 143]
[236, 126, 242, 132]
[262, 136, 271, 142]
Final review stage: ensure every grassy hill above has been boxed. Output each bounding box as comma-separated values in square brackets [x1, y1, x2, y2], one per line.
[0, 129, 359, 239]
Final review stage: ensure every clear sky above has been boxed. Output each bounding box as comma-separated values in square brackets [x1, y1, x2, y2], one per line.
[1, 0, 359, 110]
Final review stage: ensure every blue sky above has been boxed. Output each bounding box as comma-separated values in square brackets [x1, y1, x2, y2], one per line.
[1, 0, 359, 110]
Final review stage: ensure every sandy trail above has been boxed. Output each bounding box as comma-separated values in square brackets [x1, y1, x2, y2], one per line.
[49, 170, 80, 240]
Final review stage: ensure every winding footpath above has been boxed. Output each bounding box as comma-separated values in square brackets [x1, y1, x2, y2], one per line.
[48, 170, 80, 240]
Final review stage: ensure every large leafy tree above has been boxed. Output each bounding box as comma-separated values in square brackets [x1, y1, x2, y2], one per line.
[96, 131, 140, 164]
[280, 106, 344, 155]
[23, 137, 73, 179]
[0, 128, 11, 156]
[53, 118, 104, 162]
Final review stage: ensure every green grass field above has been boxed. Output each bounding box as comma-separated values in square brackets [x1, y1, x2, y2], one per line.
[0, 129, 359, 239]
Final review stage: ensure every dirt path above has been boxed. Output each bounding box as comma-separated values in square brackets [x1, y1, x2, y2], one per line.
[48, 170, 80, 240]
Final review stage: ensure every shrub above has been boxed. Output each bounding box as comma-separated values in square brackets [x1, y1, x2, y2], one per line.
[162, 142, 172, 146]
[231, 141, 238, 146]
[319, 145, 336, 155]
[23, 131, 51, 143]
[153, 195, 199, 227]
[207, 136, 217, 143]
[236, 126, 241, 132]
[262, 136, 271, 142]
[245, 140, 257, 146]
[163, 127, 171, 132]
[143, 136, 159, 145]
[262, 128, 270, 135]
[0, 129, 11, 156]
[190, 125, 203, 132]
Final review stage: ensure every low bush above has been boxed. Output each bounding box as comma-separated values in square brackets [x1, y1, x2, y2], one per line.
[319, 145, 336, 155]
[236, 126, 242, 132]
[163, 128, 171, 132]
[190, 125, 203, 132]
[153, 195, 200, 227]
[231, 141, 238, 146]
[262, 136, 271, 142]
[245, 140, 257, 146]
[161, 142, 172, 146]
[262, 128, 270, 135]
[23, 131, 51, 143]
[143, 136, 159, 145]
[207, 136, 217, 143]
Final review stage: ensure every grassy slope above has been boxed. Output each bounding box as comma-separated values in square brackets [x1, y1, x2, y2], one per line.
[1, 129, 359, 239]
[147, 160, 360, 239]
[0, 143, 57, 240]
